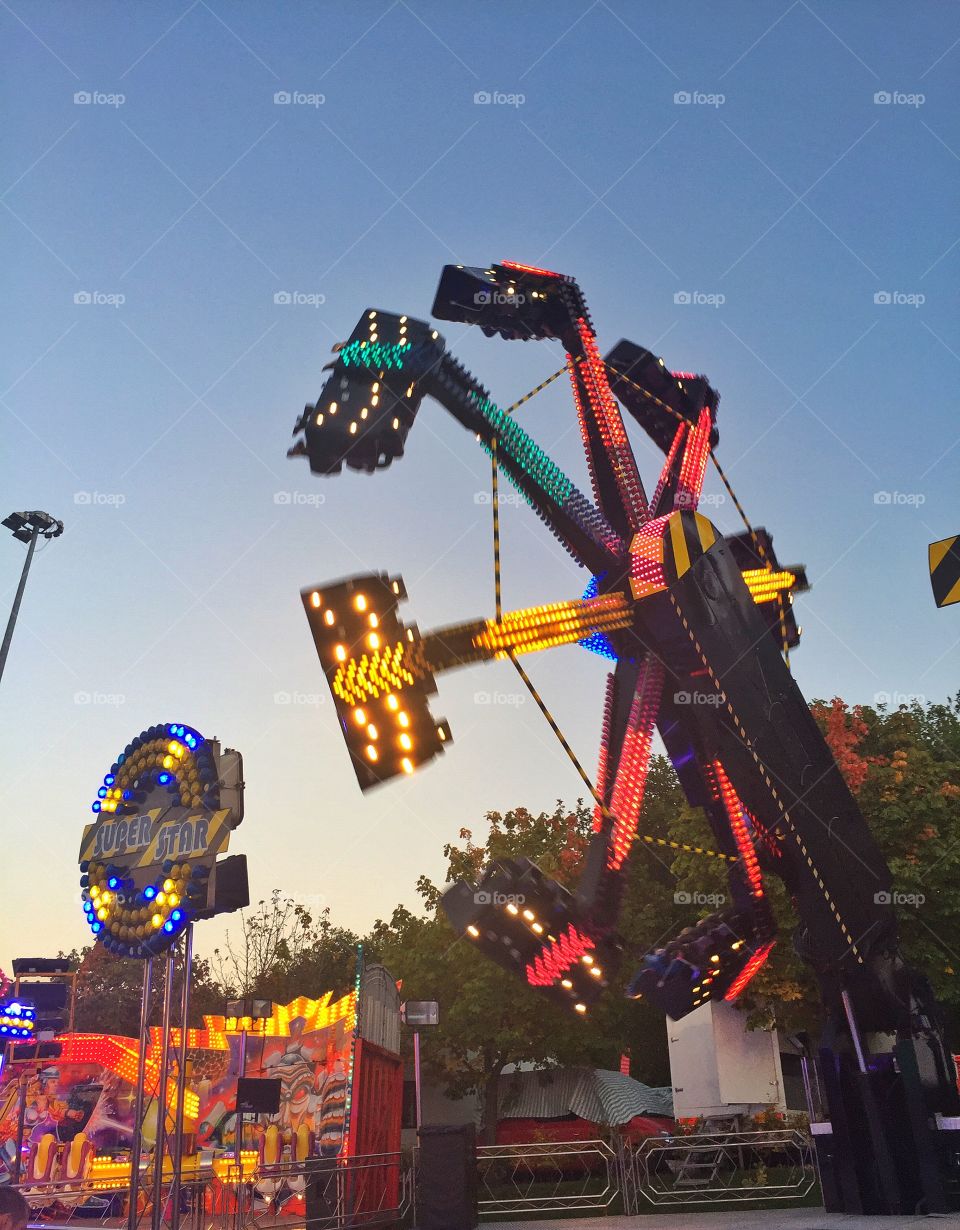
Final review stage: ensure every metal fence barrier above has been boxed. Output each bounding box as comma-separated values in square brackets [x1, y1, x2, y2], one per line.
[15, 1150, 413, 1230]
[475, 1139, 619, 1219]
[621, 1127, 818, 1210]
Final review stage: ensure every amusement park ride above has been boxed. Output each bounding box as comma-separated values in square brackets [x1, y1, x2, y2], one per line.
[290, 259, 960, 1214]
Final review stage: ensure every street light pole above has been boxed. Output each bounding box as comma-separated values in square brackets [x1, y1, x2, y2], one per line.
[0, 511, 64, 686]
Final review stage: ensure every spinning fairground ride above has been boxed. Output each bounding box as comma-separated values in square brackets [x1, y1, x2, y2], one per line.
[287, 259, 960, 1214]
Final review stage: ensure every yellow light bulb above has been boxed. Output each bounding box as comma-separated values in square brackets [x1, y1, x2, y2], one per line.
[310, 592, 321, 608]
[366, 745, 378, 761]
[324, 609, 335, 626]
[401, 757, 414, 774]
[367, 724, 378, 740]
[368, 633, 380, 649]
[152, 914, 163, 929]
[335, 645, 347, 662]
[386, 695, 398, 711]
[355, 594, 367, 611]
[354, 709, 366, 725]
[399, 733, 412, 751]
[467, 925, 479, 937]
[398, 712, 409, 728]
[574, 1003, 587, 1014]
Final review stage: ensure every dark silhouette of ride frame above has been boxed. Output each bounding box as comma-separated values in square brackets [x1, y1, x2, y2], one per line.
[288, 259, 960, 1214]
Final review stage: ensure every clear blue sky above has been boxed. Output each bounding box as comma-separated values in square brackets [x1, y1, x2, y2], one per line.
[2, 1, 958, 973]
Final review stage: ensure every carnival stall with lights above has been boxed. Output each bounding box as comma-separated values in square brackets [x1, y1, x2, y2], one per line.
[288, 259, 960, 1215]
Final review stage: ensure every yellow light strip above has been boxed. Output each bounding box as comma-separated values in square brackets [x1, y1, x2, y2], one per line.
[473, 595, 632, 658]
[741, 568, 796, 604]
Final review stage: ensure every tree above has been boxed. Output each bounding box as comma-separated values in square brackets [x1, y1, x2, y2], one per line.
[67, 943, 222, 1035]
[212, 890, 360, 1004]
[367, 800, 674, 1142]
[664, 695, 960, 1035]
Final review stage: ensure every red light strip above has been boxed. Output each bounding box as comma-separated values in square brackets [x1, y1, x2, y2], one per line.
[708, 760, 765, 900]
[724, 939, 775, 1001]
[630, 514, 669, 599]
[675, 406, 712, 510]
[526, 924, 595, 986]
[499, 259, 563, 279]
[670, 371, 700, 381]
[650, 421, 687, 512]
[606, 658, 664, 869]
[568, 356, 606, 512]
[593, 673, 617, 833]
[570, 318, 650, 530]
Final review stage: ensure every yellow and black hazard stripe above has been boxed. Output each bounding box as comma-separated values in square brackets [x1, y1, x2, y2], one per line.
[930, 534, 960, 609]
[662, 509, 718, 584]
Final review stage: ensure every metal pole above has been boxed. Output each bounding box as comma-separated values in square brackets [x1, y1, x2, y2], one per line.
[233, 1029, 248, 1230]
[413, 1031, 422, 1132]
[168, 927, 193, 1230]
[128, 959, 154, 1230]
[0, 523, 40, 686]
[151, 949, 176, 1230]
[840, 990, 868, 1074]
[12, 1070, 29, 1185]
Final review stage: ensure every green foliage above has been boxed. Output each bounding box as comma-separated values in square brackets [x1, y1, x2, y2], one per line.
[212, 889, 359, 1003]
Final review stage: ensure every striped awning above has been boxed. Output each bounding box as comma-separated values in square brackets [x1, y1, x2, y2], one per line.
[499, 1067, 673, 1125]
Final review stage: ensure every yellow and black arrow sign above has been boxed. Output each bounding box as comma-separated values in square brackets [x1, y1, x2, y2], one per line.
[929, 535, 960, 608]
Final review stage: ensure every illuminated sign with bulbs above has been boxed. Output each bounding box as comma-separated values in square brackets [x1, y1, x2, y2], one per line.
[78, 722, 246, 958]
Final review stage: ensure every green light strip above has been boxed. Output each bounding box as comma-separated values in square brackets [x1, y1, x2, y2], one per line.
[470, 392, 575, 506]
[339, 339, 411, 371]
